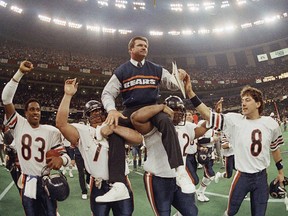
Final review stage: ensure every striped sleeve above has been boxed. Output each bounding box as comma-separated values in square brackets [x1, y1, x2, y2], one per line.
[4, 112, 18, 129]
[270, 120, 284, 151]
[270, 135, 284, 151]
[207, 111, 224, 131]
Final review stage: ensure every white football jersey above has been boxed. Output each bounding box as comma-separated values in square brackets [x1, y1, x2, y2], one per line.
[220, 133, 234, 157]
[210, 112, 284, 173]
[72, 123, 130, 180]
[143, 127, 176, 178]
[6, 113, 63, 176]
[175, 122, 198, 159]
[72, 123, 110, 180]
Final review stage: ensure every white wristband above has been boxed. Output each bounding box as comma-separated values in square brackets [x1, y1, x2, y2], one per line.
[12, 70, 24, 83]
[61, 155, 69, 166]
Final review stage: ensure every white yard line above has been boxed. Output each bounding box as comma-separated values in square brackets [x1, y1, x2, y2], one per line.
[133, 171, 285, 203]
[0, 181, 14, 201]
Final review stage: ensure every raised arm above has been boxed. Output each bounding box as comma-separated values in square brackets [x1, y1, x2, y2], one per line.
[56, 79, 80, 146]
[183, 73, 211, 121]
[1, 60, 34, 119]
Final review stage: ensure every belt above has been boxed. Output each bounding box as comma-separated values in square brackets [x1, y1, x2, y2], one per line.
[91, 177, 109, 189]
[240, 169, 266, 177]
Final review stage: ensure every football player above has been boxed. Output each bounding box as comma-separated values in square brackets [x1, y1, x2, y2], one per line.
[56, 78, 143, 216]
[1, 60, 71, 216]
[195, 125, 220, 202]
[183, 73, 285, 216]
[212, 98, 236, 184]
[214, 134, 235, 184]
[130, 95, 208, 216]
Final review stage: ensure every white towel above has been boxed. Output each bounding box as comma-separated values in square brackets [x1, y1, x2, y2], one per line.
[24, 175, 37, 199]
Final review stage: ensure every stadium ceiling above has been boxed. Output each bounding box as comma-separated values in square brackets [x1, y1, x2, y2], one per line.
[0, 0, 288, 55]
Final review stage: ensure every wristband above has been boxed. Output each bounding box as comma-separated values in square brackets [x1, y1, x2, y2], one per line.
[276, 159, 283, 170]
[12, 70, 24, 83]
[190, 95, 202, 108]
[61, 155, 69, 166]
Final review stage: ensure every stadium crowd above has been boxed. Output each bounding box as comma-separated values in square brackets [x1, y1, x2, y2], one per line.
[0, 33, 287, 216]
[0, 38, 287, 123]
[1, 38, 288, 91]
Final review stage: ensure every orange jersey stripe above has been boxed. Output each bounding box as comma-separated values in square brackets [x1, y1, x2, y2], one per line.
[120, 85, 157, 93]
[123, 75, 160, 83]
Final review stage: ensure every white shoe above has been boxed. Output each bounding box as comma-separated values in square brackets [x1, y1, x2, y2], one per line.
[69, 172, 74, 178]
[82, 194, 88, 200]
[197, 191, 209, 202]
[215, 172, 222, 184]
[176, 172, 195, 194]
[95, 182, 130, 202]
[62, 169, 66, 175]
[173, 212, 183, 216]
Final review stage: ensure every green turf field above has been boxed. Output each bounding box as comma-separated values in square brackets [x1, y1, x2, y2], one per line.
[0, 130, 287, 216]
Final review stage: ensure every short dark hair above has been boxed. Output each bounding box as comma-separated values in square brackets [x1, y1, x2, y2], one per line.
[240, 85, 264, 115]
[128, 36, 148, 50]
[24, 98, 41, 111]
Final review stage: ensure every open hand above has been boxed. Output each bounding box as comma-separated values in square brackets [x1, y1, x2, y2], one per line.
[105, 110, 127, 126]
[64, 78, 78, 96]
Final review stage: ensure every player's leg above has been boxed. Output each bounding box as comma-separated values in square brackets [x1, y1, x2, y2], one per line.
[111, 177, 134, 216]
[108, 133, 126, 183]
[226, 171, 249, 216]
[41, 190, 58, 216]
[64, 147, 74, 177]
[143, 172, 174, 216]
[131, 146, 137, 170]
[186, 154, 199, 186]
[225, 155, 234, 179]
[215, 155, 234, 183]
[90, 179, 110, 216]
[197, 159, 215, 202]
[172, 187, 198, 216]
[21, 175, 39, 215]
[75, 154, 88, 199]
[150, 112, 183, 169]
[137, 147, 142, 168]
[250, 171, 269, 216]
